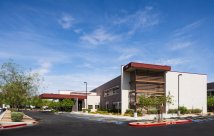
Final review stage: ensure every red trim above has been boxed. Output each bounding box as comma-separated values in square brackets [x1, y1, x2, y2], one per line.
[128, 120, 192, 127]
[124, 62, 171, 71]
[39, 93, 86, 100]
[2, 123, 27, 129]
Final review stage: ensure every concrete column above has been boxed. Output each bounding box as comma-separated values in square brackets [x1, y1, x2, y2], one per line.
[121, 65, 130, 114]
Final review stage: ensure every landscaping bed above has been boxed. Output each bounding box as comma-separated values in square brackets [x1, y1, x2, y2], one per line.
[0, 110, 37, 129]
[129, 119, 192, 127]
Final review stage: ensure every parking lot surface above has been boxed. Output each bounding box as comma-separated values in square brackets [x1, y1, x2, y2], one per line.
[1, 111, 214, 136]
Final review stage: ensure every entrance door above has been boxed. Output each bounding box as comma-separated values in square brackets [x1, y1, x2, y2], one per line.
[78, 100, 82, 111]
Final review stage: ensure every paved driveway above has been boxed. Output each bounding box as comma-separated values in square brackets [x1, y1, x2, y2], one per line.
[1, 111, 214, 136]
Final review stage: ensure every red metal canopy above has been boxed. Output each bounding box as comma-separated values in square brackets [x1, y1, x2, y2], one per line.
[123, 62, 171, 71]
[39, 93, 86, 100]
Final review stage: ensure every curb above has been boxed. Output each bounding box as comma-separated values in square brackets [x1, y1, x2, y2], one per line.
[128, 120, 192, 127]
[0, 121, 38, 129]
[1, 123, 27, 129]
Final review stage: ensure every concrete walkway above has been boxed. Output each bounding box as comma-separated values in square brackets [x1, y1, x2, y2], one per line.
[69, 112, 203, 120]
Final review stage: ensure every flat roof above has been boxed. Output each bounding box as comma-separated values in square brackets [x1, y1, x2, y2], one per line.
[123, 62, 171, 72]
[39, 93, 86, 100]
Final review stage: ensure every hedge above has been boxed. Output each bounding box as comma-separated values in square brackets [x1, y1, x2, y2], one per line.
[168, 107, 202, 114]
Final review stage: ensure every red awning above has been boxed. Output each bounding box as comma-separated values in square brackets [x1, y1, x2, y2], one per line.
[39, 93, 86, 100]
[123, 62, 171, 71]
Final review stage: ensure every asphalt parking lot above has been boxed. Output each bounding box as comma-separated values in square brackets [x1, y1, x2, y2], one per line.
[1, 111, 214, 136]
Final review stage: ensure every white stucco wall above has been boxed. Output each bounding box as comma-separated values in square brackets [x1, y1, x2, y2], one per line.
[121, 66, 131, 114]
[84, 95, 100, 112]
[165, 71, 207, 114]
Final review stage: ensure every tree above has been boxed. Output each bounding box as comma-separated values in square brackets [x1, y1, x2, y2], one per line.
[60, 99, 74, 112]
[0, 60, 40, 110]
[49, 101, 60, 111]
[138, 95, 153, 115]
[138, 94, 173, 122]
[30, 96, 44, 108]
[208, 96, 214, 112]
[0, 91, 4, 107]
[152, 94, 173, 121]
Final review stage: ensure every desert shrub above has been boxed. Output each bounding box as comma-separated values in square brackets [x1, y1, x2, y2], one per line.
[190, 109, 202, 114]
[11, 112, 24, 122]
[124, 109, 134, 116]
[137, 110, 142, 116]
[179, 106, 189, 114]
[96, 110, 108, 114]
[82, 109, 91, 113]
[168, 108, 202, 114]
[107, 109, 121, 113]
[147, 109, 158, 114]
[125, 109, 134, 114]
[168, 109, 178, 114]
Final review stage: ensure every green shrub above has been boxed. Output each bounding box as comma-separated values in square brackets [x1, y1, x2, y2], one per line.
[168, 108, 202, 114]
[190, 109, 202, 114]
[82, 109, 91, 113]
[11, 112, 24, 122]
[147, 109, 158, 114]
[137, 110, 142, 116]
[95, 110, 108, 114]
[179, 106, 189, 114]
[125, 109, 134, 114]
[168, 109, 178, 114]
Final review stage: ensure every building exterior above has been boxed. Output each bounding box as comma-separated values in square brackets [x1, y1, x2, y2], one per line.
[207, 82, 214, 96]
[40, 62, 207, 114]
[40, 91, 100, 112]
[92, 62, 207, 114]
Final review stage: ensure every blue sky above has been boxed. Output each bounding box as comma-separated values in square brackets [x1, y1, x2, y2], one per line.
[0, 0, 214, 93]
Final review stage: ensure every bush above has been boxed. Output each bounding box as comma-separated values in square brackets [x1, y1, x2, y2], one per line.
[11, 112, 24, 122]
[168, 109, 178, 114]
[82, 109, 91, 113]
[96, 110, 108, 114]
[125, 109, 134, 114]
[107, 109, 121, 113]
[124, 109, 134, 116]
[190, 109, 202, 114]
[168, 108, 202, 114]
[179, 106, 189, 114]
[137, 110, 142, 116]
[147, 109, 158, 114]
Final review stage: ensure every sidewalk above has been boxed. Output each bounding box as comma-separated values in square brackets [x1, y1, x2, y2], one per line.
[69, 112, 203, 121]
[0, 110, 37, 129]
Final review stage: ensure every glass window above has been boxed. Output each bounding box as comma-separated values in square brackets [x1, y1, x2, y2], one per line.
[95, 105, 99, 109]
[88, 105, 93, 109]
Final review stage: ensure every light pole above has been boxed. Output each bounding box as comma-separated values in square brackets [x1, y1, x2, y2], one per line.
[178, 74, 182, 116]
[84, 82, 88, 110]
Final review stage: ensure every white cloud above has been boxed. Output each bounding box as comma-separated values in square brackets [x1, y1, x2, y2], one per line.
[74, 29, 82, 34]
[58, 14, 75, 29]
[0, 51, 13, 58]
[137, 58, 187, 67]
[157, 58, 186, 66]
[117, 48, 140, 61]
[80, 28, 120, 45]
[170, 41, 192, 50]
[32, 61, 52, 76]
[42, 73, 117, 93]
[174, 20, 202, 36]
[167, 21, 202, 51]
[114, 6, 159, 35]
